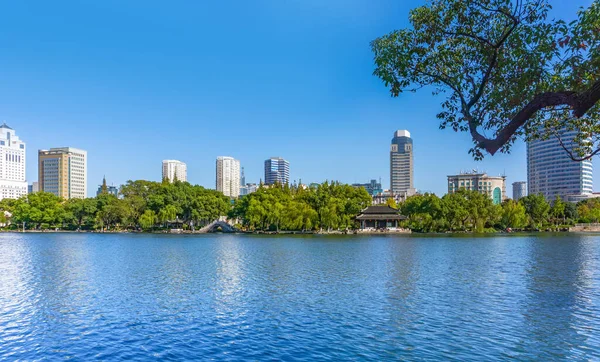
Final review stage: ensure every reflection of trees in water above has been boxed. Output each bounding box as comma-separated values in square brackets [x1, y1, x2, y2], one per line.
[519, 235, 599, 359]
[383, 239, 419, 355]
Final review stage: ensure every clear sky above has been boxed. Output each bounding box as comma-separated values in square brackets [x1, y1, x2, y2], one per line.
[0, 0, 594, 196]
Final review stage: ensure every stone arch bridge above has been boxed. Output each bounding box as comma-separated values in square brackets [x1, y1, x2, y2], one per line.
[197, 220, 237, 233]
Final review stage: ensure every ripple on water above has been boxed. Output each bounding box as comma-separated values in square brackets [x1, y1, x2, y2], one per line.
[0, 233, 599, 360]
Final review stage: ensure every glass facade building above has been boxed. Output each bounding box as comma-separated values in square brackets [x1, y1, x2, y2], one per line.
[264, 157, 289, 185]
[527, 130, 593, 201]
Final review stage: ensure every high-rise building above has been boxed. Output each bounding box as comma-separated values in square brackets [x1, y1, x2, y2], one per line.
[512, 181, 527, 201]
[447, 171, 507, 205]
[390, 130, 414, 195]
[352, 179, 383, 196]
[216, 156, 241, 197]
[162, 160, 187, 183]
[527, 130, 593, 201]
[264, 157, 289, 185]
[38, 147, 87, 199]
[0, 123, 27, 200]
[240, 167, 246, 186]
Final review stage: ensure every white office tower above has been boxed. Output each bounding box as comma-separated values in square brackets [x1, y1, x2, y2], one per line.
[0, 123, 27, 200]
[216, 156, 240, 197]
[527, 129, 593, 201]
[162, 160, 187, 183]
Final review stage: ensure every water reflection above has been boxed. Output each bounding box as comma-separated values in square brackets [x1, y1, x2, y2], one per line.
[520, 235, 600, 359]
[0, 234, 599, 360]
[0, 235, 35, 340]
[214, 235, 246, 316]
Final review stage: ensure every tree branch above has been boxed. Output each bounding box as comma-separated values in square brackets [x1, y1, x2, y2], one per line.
[466, 12, 520, 109]
[469, 78, 600, 155]
[442, 30, 494, 47]
[554, 131, 600, 161]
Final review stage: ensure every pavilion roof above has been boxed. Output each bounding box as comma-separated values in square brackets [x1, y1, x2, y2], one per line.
[360, 206, 400, 215]
[356, 206, 407, 220]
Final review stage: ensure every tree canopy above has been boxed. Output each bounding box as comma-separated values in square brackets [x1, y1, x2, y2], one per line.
[0, 180, 230, 231]
[372, 0, 600, 160]
[230, 181, 372, 232]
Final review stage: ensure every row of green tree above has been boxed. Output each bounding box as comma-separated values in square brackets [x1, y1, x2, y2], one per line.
[2, 180, 600, 233]
[229, 182, 372, 231]
[397, 190, 599, 233]
[0, 180, 230, 231]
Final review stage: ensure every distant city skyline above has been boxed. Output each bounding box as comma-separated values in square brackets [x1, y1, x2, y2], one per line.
[0, 1, 593, 196]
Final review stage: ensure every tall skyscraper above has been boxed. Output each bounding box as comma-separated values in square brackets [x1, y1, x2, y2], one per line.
[0, 123, 27, 200]
[38, 147, 87, 199]
[527, 130, 593, 201]
[241, 166, 246, 186]
[512, 181, 527, 201]
[216, 156, 241, 197]
[390, 130, 414, 194]
[162, 160, 187, 182]
[264, 157, 289, 185]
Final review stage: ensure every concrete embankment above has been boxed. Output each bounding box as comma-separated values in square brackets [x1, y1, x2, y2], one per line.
[569, 224, 600, 232]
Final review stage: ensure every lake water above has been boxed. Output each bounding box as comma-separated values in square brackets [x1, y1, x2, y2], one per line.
[0, 233, 599, 361]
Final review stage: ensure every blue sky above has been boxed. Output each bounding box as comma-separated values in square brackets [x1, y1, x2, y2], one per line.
[0, 0, 593, 196]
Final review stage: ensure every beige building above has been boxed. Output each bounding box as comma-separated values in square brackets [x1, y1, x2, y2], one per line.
[447, 172, 506, 205]
[38, 147, 87, 199]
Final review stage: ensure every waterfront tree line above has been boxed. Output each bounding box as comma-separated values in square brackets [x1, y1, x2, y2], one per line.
[0, 180, 230, 231]
[1, 179, 600, 233]
[398, 190, 595, 233]
[0, 180, 373, 232]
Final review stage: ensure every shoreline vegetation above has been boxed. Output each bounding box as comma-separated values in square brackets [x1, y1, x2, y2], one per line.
[0, 229, 590, 236]
[0, 180, 599, 234]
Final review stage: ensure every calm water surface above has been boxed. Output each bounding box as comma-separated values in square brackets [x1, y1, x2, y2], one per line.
[1, 233, 599, 361]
